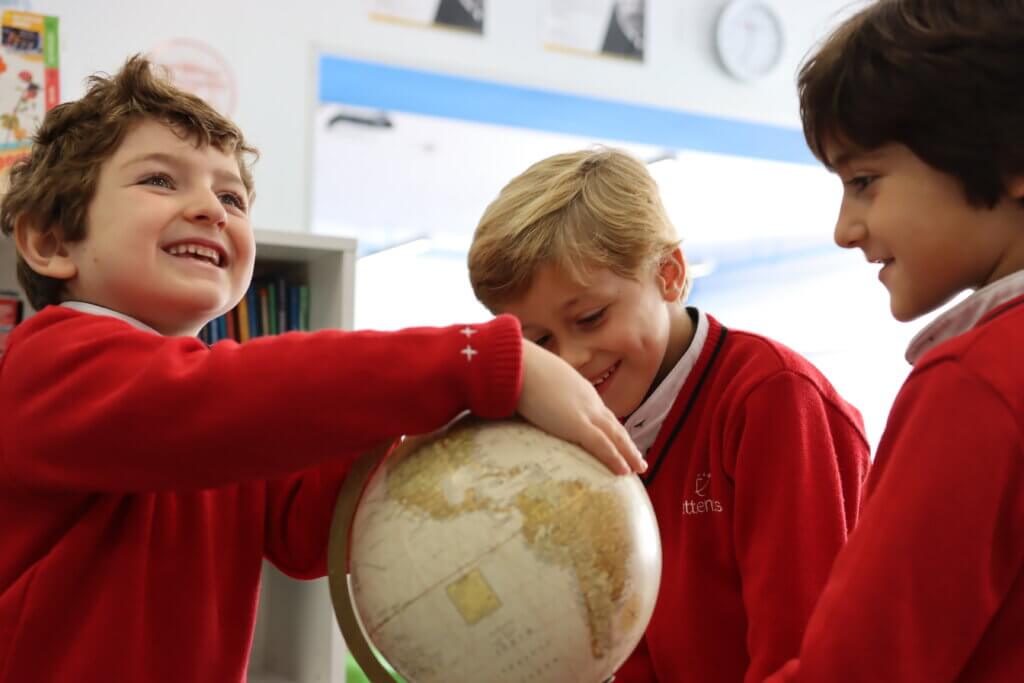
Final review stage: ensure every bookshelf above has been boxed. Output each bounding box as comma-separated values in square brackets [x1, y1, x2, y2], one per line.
[0, 235, 24, 310]
[1, 229, 359, 683]
[0, 228, 356, 329]
[246, 228, 357, 683]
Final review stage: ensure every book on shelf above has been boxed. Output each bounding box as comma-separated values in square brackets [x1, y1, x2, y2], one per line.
[199, 275, 310, 345]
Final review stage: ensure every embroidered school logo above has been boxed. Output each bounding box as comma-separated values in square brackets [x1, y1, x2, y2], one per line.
[683, 471, 722, 515]
[695, 472, 711, 497]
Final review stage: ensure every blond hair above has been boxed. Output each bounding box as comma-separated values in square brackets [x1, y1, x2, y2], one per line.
[0, 54, 258, 310]
[468, 147, 685, 311]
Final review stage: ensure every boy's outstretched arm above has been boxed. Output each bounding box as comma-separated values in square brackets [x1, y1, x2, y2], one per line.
[1, 309, 642, 493]
[519, 339, 645, 476]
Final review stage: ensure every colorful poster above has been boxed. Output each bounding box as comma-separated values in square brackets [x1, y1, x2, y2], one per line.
[149, 38, 238, 117]
[371, 0, 484, 34]
[0, 10, 57, 176]
[542, 0, 645, 61]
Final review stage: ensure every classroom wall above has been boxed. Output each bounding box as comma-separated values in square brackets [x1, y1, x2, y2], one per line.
[27, 0, 857, 235]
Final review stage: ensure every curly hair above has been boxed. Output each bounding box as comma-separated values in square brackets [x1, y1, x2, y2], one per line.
[0, 54, 258, 310]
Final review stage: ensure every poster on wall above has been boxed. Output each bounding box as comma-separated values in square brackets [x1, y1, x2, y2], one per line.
[541, 0, 645, 61]
[370, 0, 484, 34]
[149, 39, 238, 117]
[0, 9, 58, 179]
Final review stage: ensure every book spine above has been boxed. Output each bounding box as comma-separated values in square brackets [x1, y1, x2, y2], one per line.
[299, 285, 310, 332]
[277, 275, 288, 334]
[259, 287, 270, 337]
[288, 285, 300, 331]
[246, 287, 259, 338]
[237, 296, 250, 342]
[268, 282, 278, 336]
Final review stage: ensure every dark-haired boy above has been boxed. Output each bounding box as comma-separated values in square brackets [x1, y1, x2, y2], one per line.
[767, 1, 1024, 681]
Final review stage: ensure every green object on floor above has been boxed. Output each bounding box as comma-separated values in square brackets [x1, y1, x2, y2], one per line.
[345, 649, 406, 683]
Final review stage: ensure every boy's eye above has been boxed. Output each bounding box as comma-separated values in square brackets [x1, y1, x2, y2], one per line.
[219, 192, 247, 211]
[141, 173, 173, 189]
[533, 334, 552, 348]
[577, 307, 607, 327]
[845, 175, 877, 193]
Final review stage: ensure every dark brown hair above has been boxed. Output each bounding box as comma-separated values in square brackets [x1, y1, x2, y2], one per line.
[0, 54, 258, 310]
[798, 0, 1024, 207]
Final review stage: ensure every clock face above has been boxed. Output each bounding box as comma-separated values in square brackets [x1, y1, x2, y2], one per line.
[715, 0, 785, 81]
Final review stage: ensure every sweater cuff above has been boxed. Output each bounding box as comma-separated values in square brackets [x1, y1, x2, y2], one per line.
[466, 314, 522, 419]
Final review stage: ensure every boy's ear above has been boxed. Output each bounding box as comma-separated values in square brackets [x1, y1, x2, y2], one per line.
[13, 216, 77, 281]
[656, 246, 686, 302]
[1007, 175, 1024, 201]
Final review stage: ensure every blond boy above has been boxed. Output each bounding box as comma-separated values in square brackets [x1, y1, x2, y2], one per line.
[469, 147, 870, 682]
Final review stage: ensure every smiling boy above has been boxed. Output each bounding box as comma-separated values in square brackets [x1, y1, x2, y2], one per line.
[765, 1, 1024, 681]
[469, 147, 870, 682]
[0, 57, 644, 682]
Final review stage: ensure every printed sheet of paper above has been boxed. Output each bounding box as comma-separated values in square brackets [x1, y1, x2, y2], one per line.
[541, 0, 645, 61]
[371, 0, 484, 34]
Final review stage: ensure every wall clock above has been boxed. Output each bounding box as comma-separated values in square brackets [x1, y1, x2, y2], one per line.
[715, 0, 785, 82]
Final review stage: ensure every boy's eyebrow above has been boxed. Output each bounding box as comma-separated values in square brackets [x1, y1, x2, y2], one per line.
[121, 152, 245, 187]
[561, 295, 583, 310]
[830, 148, 885, 171]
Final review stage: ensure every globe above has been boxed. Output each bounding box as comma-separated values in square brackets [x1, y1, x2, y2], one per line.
[327, 417, 662, 683]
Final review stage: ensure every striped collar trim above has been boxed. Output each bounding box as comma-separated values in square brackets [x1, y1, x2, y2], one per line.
[906, 270, 1024, 365]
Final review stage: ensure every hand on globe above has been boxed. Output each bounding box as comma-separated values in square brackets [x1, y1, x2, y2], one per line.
[518, 340, 645, 476]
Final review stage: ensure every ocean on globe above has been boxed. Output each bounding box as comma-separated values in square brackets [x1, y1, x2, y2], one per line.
[328, 417, 662, 683]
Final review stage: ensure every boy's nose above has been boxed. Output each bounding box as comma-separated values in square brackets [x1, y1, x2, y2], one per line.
[558, 340, 592, 371]
[186, 191, 228, 229]
[833, 207, 867, 249]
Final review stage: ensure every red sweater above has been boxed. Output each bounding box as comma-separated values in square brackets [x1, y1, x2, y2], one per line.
[616, 313, 870, 683]
[0, 305, 522, 683]
[766, 288, 1024, 683]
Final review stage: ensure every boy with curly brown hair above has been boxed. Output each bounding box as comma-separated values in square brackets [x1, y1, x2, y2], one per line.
[0, 56, 644, 682]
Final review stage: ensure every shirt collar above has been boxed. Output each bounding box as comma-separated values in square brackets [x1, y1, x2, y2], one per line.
[61, 301, 163, 336]
[624, 307, 709, 456]
[906, 270, 1024, 365]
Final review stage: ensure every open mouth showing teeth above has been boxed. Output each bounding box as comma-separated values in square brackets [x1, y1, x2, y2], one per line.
[164, 243, 225, 267]
[593, 362, 620, 386]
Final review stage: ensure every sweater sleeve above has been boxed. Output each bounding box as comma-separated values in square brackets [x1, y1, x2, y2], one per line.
[0, 307, 522, 492]
[728, 371, 869, 683]
[764, 361, 1024, 683]
[260, 459, 354, 579]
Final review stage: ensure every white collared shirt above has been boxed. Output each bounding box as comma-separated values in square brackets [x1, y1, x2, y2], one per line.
[624, 308, 709, 456]
[906, 270, 1024, 365]
[61, 301, 162, 336]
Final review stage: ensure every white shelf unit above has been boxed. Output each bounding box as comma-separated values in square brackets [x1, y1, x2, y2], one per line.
[246, 228, 357, 683]
[0, 235, 27, 316]
[1, 229, 359, 683]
